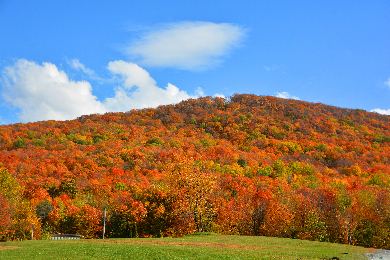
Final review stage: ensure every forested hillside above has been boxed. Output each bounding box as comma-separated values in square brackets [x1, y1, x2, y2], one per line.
[1, 94, 390, 248]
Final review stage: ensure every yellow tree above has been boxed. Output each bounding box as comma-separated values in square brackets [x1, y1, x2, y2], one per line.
[0, 168, 40, 240]
[166, 157, 217, 233]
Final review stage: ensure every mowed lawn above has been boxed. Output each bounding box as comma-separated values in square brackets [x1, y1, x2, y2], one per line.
[0, 233, 377, 260]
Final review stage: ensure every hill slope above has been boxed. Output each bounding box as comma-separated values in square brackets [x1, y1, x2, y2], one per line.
[0, 94, 389, 248]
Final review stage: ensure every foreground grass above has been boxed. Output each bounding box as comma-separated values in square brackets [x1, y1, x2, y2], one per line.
[0, 233, 377, 260]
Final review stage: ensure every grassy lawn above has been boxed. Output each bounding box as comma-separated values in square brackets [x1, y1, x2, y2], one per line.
[0, 233, 376, 260]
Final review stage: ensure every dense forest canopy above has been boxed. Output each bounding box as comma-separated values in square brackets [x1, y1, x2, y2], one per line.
[1, 94, 390, 248]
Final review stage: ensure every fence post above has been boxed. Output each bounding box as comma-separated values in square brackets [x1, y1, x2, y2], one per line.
[103, 208, 106, 239]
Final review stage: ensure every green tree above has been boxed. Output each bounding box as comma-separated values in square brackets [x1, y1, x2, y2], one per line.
[13, 137, 26, 149]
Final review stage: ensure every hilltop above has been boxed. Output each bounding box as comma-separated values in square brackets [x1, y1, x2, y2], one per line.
[0, 94, 389, 249]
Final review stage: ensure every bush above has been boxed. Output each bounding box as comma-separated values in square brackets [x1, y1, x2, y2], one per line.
[258, 165, 273, 177]
[200, 138, 211, 147]
[373, 135, 390, 143]
[280, 142, 302, 153]
[248, 131, 266, 140]
[115, 182, 128, 191]
[26, 131, 36, 140]
[32, 139, 46, 148]
[146, 137, 164, 146]
[93, 135, 104, 143]
[13, 137, 26, 149]
[36, 200, 54, 223]
[110, 217, 138, 238]
[238, 114, 247, 121]
[48, 179, 78, 199]
[237, 159, 247, 168]
[74, 139, 85, 145]
[315, 143, 328, 151]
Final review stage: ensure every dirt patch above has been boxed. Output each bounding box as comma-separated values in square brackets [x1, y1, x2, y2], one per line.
[329, 243, 377, 251]
[84, 240, 268, 250]
[216, 239, 238, 242]
[0, 246, 21, 250]
[83, 240, 312, 251]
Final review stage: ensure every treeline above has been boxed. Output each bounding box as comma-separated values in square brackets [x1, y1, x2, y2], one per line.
[0, 94, 390, 248]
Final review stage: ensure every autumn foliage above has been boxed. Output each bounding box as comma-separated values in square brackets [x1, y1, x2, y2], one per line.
[0, 94, 390, 248]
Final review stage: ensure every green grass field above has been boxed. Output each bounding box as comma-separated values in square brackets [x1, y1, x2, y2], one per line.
[0, 233, 376, 260]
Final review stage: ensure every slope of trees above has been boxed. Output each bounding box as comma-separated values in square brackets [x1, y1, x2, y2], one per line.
[0, 94, 390, 248]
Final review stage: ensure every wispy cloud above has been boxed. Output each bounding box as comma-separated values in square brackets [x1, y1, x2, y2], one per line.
[264, 64, 280, 71]
[0, 116, 7, 125]
[67, 58, 101, 81]
[275, 92, 300, 100]
[385, 78, 390, 88]
[371, 108, 390, 115]
[1, 59, 204, 122]
[125, 21, 246, 70]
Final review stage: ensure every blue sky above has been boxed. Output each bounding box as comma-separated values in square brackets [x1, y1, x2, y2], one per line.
[0, 0, 389, 124]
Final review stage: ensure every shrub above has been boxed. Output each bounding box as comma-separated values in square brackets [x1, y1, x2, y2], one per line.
[315, 143, 328, 151]
[237, 159, 247, 168]
[238, 114, 247, 121]
[373, 135, 390, 143]
[36, 200, 54, 223]
[146, 137, 164, 146]
[32, 139, 46, 148]
[200, 138, 212, 147]
[26, 131, 36, 140]
[93, 134, 106, 143]
[258, 165, 273, 177]
[74, 139, 85, 145]
[213, 116, 220, 122]
[13, 137, 26, 149]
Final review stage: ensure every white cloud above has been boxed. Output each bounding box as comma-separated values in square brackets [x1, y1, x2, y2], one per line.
[67, 58, 99, 80]
[369, 79, 390, 115]
[1, 59, 106, 122]
[1, 59, 202, 122]
[105, 60, 198, 111]
[195, 87, 205, 97]
[275, 92, 300, 100]
[103, 63, 223, 109]
[371, 108, 390, 115]
[213, 93, 225, 98]
[126, 21, 246, 70]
